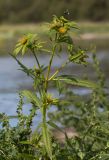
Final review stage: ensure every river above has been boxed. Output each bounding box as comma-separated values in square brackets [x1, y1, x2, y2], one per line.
[0, 51, 109, 127]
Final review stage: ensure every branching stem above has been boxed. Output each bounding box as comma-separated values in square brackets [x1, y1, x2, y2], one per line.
[49, 60, 69, 81]
[32, 49, 41, 69]
[45, 44, 56, 92]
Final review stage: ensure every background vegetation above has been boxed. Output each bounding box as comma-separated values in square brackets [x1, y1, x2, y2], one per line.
[0, 0, 109, 23]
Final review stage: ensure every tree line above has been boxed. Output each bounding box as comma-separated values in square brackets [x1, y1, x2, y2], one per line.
[0, 0, 109, 23]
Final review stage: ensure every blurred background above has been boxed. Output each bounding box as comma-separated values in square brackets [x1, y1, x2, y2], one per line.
[0, 0, 109, 126]
[0, 0, 109, 53]
[0, 0, 109, 23]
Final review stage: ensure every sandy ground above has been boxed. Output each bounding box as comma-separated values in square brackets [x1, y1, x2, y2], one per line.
[81, 33, 109, 40]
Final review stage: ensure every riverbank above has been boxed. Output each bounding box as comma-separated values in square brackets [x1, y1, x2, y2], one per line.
[0, 22, 109, 55]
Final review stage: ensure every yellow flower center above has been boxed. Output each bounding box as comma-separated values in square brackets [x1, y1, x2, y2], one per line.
[20, 37, 28, 45]
[58, 27, 67, 34]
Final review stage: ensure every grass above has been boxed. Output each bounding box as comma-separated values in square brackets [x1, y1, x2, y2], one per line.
[0, 22, 109, 56]
[78, 22, 109, 34]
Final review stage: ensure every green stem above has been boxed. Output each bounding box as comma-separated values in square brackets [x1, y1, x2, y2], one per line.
[41, 44, 57, 160]
[31, 49, 42, 96]
[42, 104, 53, 160]
[49, 60, 69, 81]
[42, 104, 46, 123]
[45, 44, 56, 92]
[41, 44, 56, 159]
[32, 49, 41, 69]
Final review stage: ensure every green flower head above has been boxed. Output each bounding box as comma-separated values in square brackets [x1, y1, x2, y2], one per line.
[13, 33, 44, 56]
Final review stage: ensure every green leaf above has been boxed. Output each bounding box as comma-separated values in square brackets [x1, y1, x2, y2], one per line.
[89, 154, 109, 160]
[22, 90, 40, 107]
[47, 120, 64, 133]
[56, 79, 63, 95]
[69, 48, 88, 65]
[58, 36, 73, 44]
[13, 45, 23, 56]
[20, 141, 32, 145]
[53, 75, 98, 89]
[22, 44, 27, 56]
[67, 21, 78, 30]
[11, 55, 33, 77]
[18, 153, 35, 160]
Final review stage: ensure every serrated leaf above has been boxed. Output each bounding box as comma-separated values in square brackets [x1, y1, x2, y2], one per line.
[47, 120, 64, 133]
[11, 55, 33, 77]
[22, 90, 40, 107]
[53, 75, 98, 89]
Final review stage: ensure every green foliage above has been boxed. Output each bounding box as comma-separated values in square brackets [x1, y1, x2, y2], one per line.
[0, 0, 109, 23]
[49, 52, 109, 160]
[0, 15, 109, 160]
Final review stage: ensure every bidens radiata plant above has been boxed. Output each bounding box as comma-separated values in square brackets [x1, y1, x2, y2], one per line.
[10, 15, 99, 160]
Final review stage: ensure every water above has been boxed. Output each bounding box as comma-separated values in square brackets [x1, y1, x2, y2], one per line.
[0, 51, 109, 126]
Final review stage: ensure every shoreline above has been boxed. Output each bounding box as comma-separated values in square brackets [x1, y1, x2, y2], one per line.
[0, 22, 109, 55]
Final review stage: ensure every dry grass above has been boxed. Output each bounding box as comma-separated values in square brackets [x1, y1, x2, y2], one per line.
[0, 22, 109, 55]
